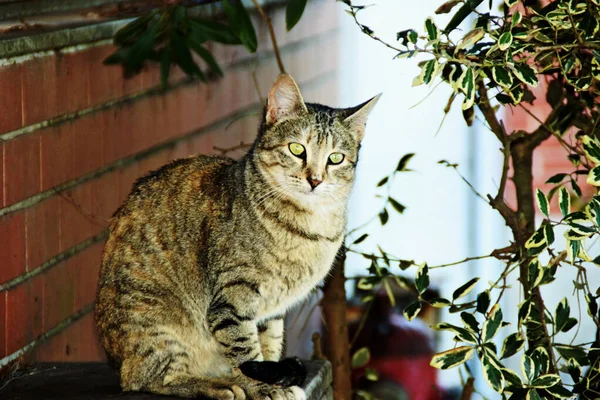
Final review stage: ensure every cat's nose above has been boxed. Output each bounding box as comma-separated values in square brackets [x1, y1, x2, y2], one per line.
[307, 177, 322, 189]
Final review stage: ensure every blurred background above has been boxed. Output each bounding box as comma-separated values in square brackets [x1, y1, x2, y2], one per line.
[0, 0, 597, 399]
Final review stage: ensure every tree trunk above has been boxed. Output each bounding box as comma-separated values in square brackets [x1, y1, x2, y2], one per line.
[511, 140, 553, 362]
[322, 251, 352, 400]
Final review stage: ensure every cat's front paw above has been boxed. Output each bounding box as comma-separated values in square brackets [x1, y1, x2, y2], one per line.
[248, 385, 306, 400]
[239, 357, 306, 387]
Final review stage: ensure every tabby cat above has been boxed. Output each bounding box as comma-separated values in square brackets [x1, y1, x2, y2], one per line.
[95, 74, 380, 399]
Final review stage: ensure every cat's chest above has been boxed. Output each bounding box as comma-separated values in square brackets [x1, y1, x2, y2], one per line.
[257, 238, 341, 318]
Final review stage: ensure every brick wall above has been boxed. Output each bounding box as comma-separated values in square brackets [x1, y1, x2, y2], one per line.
[0, 0, 340, 367]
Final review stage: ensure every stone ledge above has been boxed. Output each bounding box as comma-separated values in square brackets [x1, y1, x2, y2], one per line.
[0, 360, 332, 400]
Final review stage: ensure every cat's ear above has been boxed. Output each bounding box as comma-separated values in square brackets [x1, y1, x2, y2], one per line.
[343, 94, 382, 141]
[266, 74, 308, 125]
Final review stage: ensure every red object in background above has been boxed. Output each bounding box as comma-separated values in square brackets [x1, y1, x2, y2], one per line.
[349, 291, 443, 400]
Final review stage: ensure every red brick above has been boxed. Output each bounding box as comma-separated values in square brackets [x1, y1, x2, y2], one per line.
[43, 261, 74, 330]
[41, 123, 74, 191]
[73, 243, 103, 310]
[0, 62, 22, 134]
[117, 164, 140, 203]
[6, 277, 44, 354]
[0, 292, 6, 358]
[0, 213, 26, 284]
[140, 62, 161, 90]
[33, 312, 105, 362]
[22, 54, 58, 126]
[59, 184, 93, 251]
[25, 196, 61, 270]
[103, 107, 133, 164]
[72, 113, 104, 177]
[0, 143, 4, 207]
[87, 45, 123, 106]
[89, 173, 119, 227]
[56, 51, 89, 115]
[4, 134, 41, 206]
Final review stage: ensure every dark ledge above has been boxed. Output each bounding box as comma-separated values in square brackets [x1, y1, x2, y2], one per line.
[0, 360, 332, 400]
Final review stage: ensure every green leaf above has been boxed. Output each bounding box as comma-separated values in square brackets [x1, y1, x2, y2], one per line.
[456, 28, 485, 51]
[453, 277, 480, 300]
[528, 259, 544, 289]
[352, 347, 370, 368]
[396, 153, 415, 171]
[435, 0, 462, 14]
[587, 165, 600, 186]
[559, 187, 570, 216]
[379, 208, 389, 225]
[286, 0, 307, 31]
[160, 48, 171, 88]
[458, 67, 476, 110]
[512, 64, 538, 87]
[545, 384, 573, 398]
[377, 176, 389, 187]
[430, 298, 452, 308]
[544, 224, 555, 246]
[352, 234, 368, 245]
[522, 354, 535, 382]
[498, 31, 513, 51]
[444, 0, 484, 33]
[223, 0, 258, 53]
[571, 178, 582, 197]
[546, 173, 567, 184]
[425, 18, 439, 41]
[501, 332, 525, 359]
[461, 312, 479, 331]
[556, 298, 571, 333]
[430, 346, 475, 369]
[389, 197, 406, 214]
[511, 10, 523, 28]
[171, 30, 204, 80]
[432, 322, 478, 343]
[187, 39, 223, 76]
[403, 300, 422, 321]
[113, 12, 155, 46]
[414, 59, 440, 86]
[555, 344, 589, 366]
[530, 347, 550, 375]
[503, 368, 523, 391]
[526, 390, 543, 400]
[531, 374, 561, 388]
[482, 352, 505, 391]
[582, 136, 600, 164]
[567, 357, 581, 382]
[189, 18, 241, 45]
[525, 227, 546, 255]
[492, 66, 513, 88]
[482, 304, 503, 342]
[477, 290, 490, 314]
[535, 189, 550, 217]
[364, 367, 379, 381]
[415, 264, 429, 295]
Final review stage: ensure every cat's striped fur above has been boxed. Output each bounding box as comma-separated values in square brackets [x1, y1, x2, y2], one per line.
[95, 74, 379, 399]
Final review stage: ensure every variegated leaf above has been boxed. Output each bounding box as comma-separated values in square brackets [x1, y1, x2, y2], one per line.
[501, 331, 525, 359]
[403, 300, 422, 321]
[535, 189, 550, 216]
[482, 352, 505, 392]
[582, 135, 600, 164]
[531, 374, 561, 388]
[430, 346, 475, 370]
[587, 165, 600, 186]
[498, 31, 513, 50]
[559, 187, 570, 216]
[482, 304, 503, 342]
[452, 277, 480, 300]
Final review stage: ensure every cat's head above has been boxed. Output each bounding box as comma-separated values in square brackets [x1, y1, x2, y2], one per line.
[250, 74, 380, 205]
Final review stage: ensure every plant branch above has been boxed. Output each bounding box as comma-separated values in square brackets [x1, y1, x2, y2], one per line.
[251, 0, 286, 74]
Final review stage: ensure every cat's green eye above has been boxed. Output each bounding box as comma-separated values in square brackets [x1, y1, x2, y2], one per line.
[329, 153, 344, 165]
[289, 143, 305, 157]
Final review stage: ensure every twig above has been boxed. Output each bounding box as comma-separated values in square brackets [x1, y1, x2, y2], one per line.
[311, 332, 327, 361]
[460, 377, 475, 400]
[213, 141, 252, 155]
[251, 0, 286, 74]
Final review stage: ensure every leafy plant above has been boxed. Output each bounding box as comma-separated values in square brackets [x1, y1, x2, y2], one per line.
[105, 0, 310, 86]
[341, 0, 600, 398]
